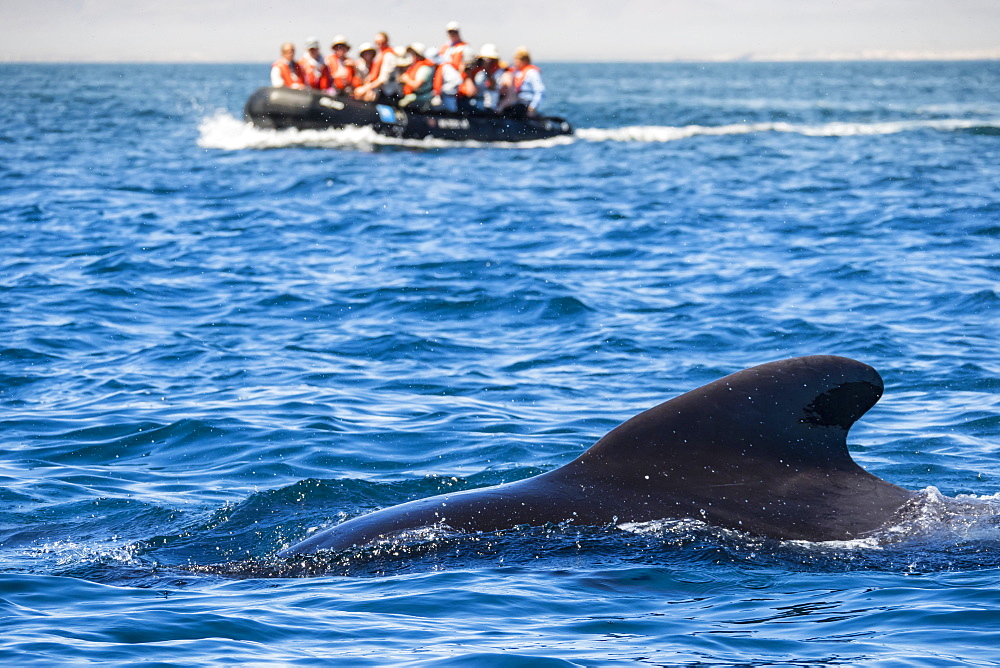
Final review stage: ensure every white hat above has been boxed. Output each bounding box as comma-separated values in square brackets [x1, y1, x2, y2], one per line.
[330, 35, 350, 48]
[305, 37, 320, 49]
[408, 42, 427, 56]
[358, 42, 375, 55]
[478, 43, 499, 60]
[445, 21, 461, 31]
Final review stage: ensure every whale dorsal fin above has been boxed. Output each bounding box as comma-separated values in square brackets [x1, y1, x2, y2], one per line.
[577, 355, 884, 473]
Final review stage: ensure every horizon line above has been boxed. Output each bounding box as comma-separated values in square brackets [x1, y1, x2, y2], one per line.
[3, 55, 1000, 66]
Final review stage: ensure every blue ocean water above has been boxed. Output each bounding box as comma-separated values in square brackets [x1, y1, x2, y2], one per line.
[1, 60, 1000, 664]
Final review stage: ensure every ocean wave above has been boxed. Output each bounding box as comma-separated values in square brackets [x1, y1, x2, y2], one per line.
[5, 60, 1000, 665]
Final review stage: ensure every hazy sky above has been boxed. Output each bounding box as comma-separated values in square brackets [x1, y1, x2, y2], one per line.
[2, 0, 998, 62]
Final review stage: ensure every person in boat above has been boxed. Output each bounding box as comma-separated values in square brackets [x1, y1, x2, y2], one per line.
[353, 42, 376, 87]
[499, 46, 545, 118]
[353, 32, 399, 103]
[299, 37, 332, 90]
[398, 43, 436, 111]
[431, 21, 468, 112]
[271, 43, 307, 89]
[464, 43, 505, 111]
[325, 35, 356, 96]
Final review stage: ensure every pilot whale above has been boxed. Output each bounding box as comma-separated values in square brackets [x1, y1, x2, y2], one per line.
[279, 355, 915, 556]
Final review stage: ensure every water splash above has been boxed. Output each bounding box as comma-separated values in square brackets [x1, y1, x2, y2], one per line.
[618, 487, 1000, 550]
[881, 486, 1000, 543]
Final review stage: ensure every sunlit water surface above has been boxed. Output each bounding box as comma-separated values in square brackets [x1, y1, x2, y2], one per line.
[2, 61, 999, 665]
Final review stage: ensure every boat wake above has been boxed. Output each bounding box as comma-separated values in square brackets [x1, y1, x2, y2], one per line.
[575, 117, 1000, 142]
[198, 112, 1000, 151]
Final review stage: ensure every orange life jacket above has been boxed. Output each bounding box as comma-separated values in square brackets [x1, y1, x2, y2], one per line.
[439, 40, 466, 72]
[458, 75, 477, 98]
[367, 45, 393, 84]
[402, 58, 434, 95]
[459, 62, 501, 99]
[513, 64, 540, 92]
[299, 56, 332, 90]
[325, 54, 356, 91]
[272, 59, 306, 87]
[432, 41, 468, 96]
[432, 65, 445, 96]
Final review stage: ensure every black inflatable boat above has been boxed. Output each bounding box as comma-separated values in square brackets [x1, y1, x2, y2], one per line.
[243, 87, 573, 142]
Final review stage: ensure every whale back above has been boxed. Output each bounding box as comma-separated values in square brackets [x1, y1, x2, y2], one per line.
[280, 355, 915, 554]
